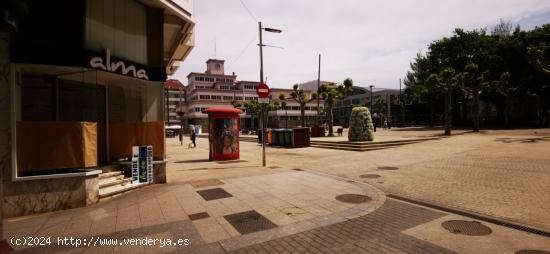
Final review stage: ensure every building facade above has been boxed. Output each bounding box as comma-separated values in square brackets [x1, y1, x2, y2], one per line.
[2, 0, 195, 217]
[179, 59, 321, 131]
[298, 80, 337, 92]
[164, 79, 185, 126]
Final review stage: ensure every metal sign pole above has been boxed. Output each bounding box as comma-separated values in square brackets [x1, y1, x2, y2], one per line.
[258, 21, 266, 167]
[261, 106, 266, 166]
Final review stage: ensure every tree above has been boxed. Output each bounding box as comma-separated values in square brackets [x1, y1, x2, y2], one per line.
[279, 84, 317, 127]
[373, 96, 387, 128]
[461, 63, 491, 132]
[528, 43, 550, 76]
[232, 100, 260, 131]
[427, 68, 459, 135]
[318, 78, 353, 136]
[404, 52, 439, 127]
[493, 72, 519, 128]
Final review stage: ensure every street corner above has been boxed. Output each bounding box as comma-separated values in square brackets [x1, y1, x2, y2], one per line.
[176, 169, 386, 249]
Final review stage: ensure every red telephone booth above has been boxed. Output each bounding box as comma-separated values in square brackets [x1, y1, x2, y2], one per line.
[203, 107, 243, 161]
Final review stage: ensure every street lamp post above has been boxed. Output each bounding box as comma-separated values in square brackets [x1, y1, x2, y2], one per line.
[258, 21, 281, 167]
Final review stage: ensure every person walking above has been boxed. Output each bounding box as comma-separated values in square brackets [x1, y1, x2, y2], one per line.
[190, 130, 196, 148]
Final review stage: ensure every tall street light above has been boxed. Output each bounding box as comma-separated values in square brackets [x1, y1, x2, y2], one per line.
[258, 21, 281, 167]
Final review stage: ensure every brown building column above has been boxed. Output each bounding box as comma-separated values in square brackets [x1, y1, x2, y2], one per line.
[0, 31, 10, 243]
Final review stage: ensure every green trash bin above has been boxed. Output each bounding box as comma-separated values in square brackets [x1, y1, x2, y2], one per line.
[282, 129, 292, 147]
[271, 129, 279, 146]
[271, 129, 284, 146]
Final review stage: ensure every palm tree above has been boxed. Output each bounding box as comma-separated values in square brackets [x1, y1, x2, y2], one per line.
[318, 78, 353, 136]
[279, 85, 317, 127]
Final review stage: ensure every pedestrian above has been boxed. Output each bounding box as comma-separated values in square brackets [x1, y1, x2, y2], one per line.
[190, 129, 196, 148]
[383, 119, 388, 130]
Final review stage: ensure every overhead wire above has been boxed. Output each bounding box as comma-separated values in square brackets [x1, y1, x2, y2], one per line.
[238, 0, 258, 22]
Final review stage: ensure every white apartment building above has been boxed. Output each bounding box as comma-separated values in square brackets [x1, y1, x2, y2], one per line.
[179, 59, 321, 130]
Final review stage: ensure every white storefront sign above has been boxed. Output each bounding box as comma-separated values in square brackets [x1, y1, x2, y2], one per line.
[89, 48, 149, 80]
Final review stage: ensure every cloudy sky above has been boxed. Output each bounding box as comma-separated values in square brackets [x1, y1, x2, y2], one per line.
[170, 0, 550, 89]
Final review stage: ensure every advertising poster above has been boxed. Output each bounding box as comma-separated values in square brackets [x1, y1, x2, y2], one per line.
[132, 146, 153, 183]
[131, 146, 139, 182]
[212, 118, 239, 160]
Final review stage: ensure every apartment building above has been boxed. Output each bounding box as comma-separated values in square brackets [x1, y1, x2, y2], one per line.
[164, 79, 185, 126]
[179, 59, 321, 130]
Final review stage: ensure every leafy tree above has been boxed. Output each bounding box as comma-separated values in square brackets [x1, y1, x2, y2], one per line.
[492, 72, 519, 128]
[404, 22, 550, 128]
[233, 99, 283, 130]
[427, 68, 459, 135]
[373, 96, 386, 128]
[461, 63, 491, 132]
[528, 43, 550, 76]
[404, 52, 439, 126]
[232, 100, 260, 131]
[279, 85, 317, 127]
[318, 78, 353, 136]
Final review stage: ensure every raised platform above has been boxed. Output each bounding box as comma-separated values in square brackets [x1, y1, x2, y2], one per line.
[310, 136, 444, 151]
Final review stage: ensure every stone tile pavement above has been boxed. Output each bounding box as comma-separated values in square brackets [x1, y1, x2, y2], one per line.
[5, 128, 550, 253]
[229, 199, 456, 254]
[264, 129, 550, 231]
[4, 169, 384, 253]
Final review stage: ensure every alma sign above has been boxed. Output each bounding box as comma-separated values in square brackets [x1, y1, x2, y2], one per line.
[89, 48, 149, 80]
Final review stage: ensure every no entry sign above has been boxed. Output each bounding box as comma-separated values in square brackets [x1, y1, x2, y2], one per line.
[256, 83, 270, 98]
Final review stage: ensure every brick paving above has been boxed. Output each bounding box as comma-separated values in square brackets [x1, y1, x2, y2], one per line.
[5, 128, 550, 253]
[264, 129, 550, 231]
[229, 199, 456, 254]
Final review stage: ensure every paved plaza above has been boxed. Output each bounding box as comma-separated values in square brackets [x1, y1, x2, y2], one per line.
[4, 128, 550, 253]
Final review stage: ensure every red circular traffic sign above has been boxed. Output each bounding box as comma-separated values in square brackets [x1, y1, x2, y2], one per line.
[256, 83, 270, 98]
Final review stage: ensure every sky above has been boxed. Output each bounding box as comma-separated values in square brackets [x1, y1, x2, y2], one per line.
[170, 0, 550, 89]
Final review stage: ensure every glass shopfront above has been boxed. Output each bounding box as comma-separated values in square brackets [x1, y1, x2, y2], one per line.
[14, 66, 164, 177]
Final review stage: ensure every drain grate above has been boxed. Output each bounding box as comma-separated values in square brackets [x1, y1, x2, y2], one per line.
[190, 179, 224, 188]
[224, 210, 277, 235]
[335, 194, 372, 204]
[515, 250, 550, 254]
[360, 174, 381, 179]
[189, 212, 210, 221]
[378, 166, 399, 170]
[441, 220, 492, 236]
[197, 188, 233, 201]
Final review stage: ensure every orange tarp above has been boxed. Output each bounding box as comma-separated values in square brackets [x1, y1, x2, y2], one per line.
[109, 121, 165, 160]
[16, 122, 98, 173]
